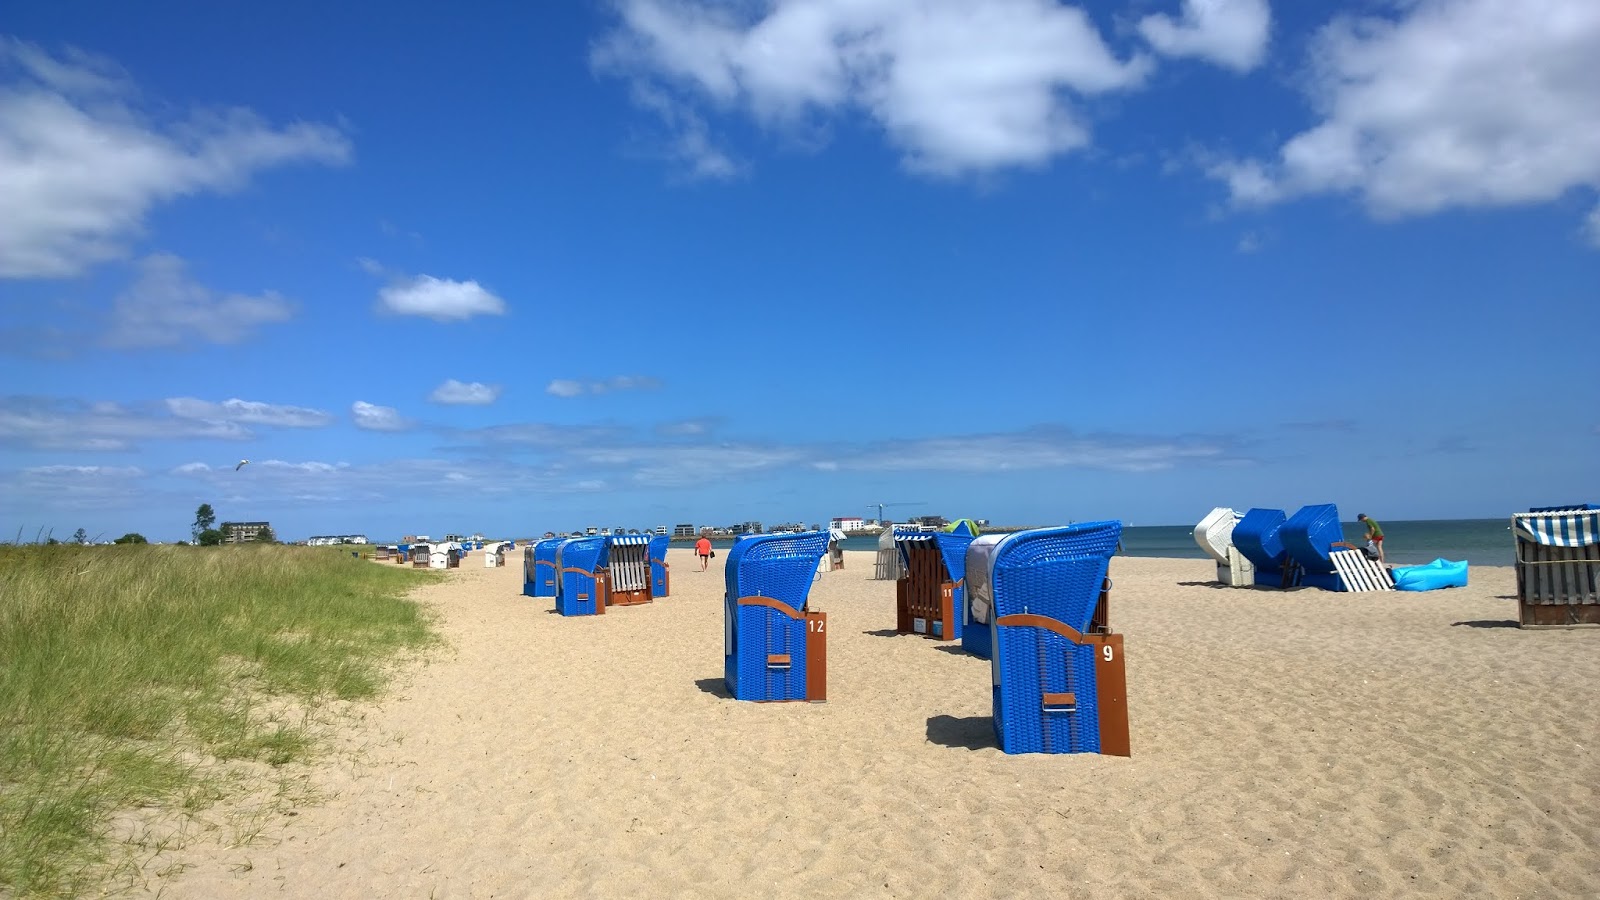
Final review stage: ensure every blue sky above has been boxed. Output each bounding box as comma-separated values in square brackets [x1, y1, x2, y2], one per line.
[2, 0, 1597, 543]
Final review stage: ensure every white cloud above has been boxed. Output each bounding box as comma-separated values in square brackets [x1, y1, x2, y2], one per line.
[103, 254, 295, 348]
[0, 38, 351, 278]
[595, 0, 1152, 176]
[0, 396, 250, 450]
[164, 397, 332, 428]
[376, 274, 507, 321]
[428, 379, 502, 405]
[1584, 204, 1600, 249]
[1138, 0, 1272, 72]
[1210, 0, 1600, 229]
[546, 376, 661, 397]
[351, 401, 413, 432]
[24, 464, 143, 478]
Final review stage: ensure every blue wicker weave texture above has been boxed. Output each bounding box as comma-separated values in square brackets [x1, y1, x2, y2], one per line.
[723, 532, 828, 701]
[555, 537, 606, 616]
[1280, 503, 1342, 575]
[648, 534, 670, 597]
[1232, 508, 1289, 569]
[964, 625, 992, 659]
[993, 630, 1101, 754]
[533, 538, 564, 598]
[522, 547, 537, 597]
[724, 531, 829, 612]
[990, 522, 1121, 633]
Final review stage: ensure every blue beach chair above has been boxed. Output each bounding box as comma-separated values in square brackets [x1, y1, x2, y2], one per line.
[723, 531, 829, 702]
[979, 522, 1127, 755]
[526, 537, 564, 598]
[894, 527, 976, 641]
[1280, 504, 1345, 590]
[555, 537, 608, 616]
[1232, 508, 1294, 587]
[648, 534, 671, 598]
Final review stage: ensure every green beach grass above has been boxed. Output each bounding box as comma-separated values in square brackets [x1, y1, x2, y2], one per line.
[0, 543, 437, 897]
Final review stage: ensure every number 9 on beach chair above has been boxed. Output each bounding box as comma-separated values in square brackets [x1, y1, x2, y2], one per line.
[977, 522, 1129, 756]
[555, 537, 608, 616]
[724, 531, 829, 702]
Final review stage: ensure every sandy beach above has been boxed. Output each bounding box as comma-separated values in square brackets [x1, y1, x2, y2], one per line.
[137, 549, 1599, 898]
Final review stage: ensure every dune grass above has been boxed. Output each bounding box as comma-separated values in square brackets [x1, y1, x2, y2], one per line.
[0, 543, 436, 897]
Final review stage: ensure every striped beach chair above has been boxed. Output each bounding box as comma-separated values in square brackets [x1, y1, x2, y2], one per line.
[1280, 504, 1345, 591]
[979, 522, 1128, 755]
[555, 537, 608, 616]
[1513, 506, 1600, 627]
[606, 534, 652, 606]
[894, 526, 975, 641]
[724, 531, 829, 702]
[1232, 508, 1296, 587]
[648, 534, 671, 599]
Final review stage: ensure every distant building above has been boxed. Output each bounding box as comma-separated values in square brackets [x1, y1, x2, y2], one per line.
[830, 516, 867, 531]
[221, 521, 270, 544]
[673, 524, 696, 537]
[654, 525, 668, 535]
[306, 534, 368, 546]
[912, 515, 948, 529]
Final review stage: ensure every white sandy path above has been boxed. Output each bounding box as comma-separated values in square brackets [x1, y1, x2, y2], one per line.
[144, 550, 1600, 898]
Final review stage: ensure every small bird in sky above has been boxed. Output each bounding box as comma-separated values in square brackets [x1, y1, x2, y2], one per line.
[235, 459, 250, 471]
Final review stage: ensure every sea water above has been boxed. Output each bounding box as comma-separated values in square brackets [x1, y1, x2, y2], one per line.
[819, 518, 1515, 566]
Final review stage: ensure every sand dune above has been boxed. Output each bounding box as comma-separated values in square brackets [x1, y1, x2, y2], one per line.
[141, 550, 1599, 898]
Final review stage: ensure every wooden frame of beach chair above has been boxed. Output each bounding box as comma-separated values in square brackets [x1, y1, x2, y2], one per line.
[724, 531, 830, 702]
[893, 529, 974, 642]
[985, 523, 1129, 756]
[603, 535, 653, 607]
[1513, 509, 1600, 627]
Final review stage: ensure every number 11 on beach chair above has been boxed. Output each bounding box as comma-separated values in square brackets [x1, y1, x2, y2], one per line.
[969, 522, 1131, 756]
[723, 531, 830, 702]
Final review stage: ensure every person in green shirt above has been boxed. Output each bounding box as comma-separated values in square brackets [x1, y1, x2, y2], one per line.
[1357, 514, 1385, 563]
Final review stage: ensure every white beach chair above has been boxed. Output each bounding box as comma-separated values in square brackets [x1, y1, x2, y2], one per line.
[1194, 507, 1254, 586]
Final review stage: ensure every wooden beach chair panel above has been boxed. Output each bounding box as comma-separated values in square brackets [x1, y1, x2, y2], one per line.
[1329, 550, 1394, 592]
[605, 535, 652, 607]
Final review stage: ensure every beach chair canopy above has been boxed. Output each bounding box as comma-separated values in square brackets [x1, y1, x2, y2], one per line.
[1280, 504, 1343, 574]
[1232, 508, 1288, 569]
[724, 531, 829, 613]
[1193, 507, 1243, 563]
[945, 519, 980, 537]
[1514, 510, 1600, 548]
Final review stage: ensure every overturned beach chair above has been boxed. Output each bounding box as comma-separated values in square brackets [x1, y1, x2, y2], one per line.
[604, 534, 652, 607]
[1514, 506, 1600, 627]
[524, 537, 563, 598]
[1280, 504, 1346, 591]
[1193, 507, 1253, 586]
[724, 531, 829, 702]
[1232, 508, 1297, 587]
[894, 522, 976, 641]
[972, 522, 1129, 756]
[649, 534, 671, 598]
[555, 537, 608, 616]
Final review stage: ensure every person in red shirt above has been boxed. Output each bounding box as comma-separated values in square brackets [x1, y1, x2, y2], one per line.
[695, 535, 712, 571]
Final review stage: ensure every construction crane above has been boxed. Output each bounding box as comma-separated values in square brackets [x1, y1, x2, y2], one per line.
[868, 501, 925, 523]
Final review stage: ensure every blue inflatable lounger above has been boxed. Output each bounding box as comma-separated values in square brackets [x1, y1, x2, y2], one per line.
[1392, 558, 1468, 592]
[895, 521, 977, 642]
[1232, 508, 1294, 588]
[969, 522, 1130, 756]
[648, 533, 671, 599]
[525, 537, 563, 598]
[724, 531, 830, 702]
[555, 536, 609, 616]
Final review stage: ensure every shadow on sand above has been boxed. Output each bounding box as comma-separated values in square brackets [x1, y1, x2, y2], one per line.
[693, 677, 732, 699]
[1176, 581, 1233, 589]
[1450, 620, 1521, 629]
[926, 715, 995, 751]
[862, 629, 904, 638]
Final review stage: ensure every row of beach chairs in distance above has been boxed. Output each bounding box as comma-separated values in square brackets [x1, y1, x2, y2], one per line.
[723, 525, 1131, 757]
[522, 534, 672, 613]
[1194, 504, 1395, 592]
